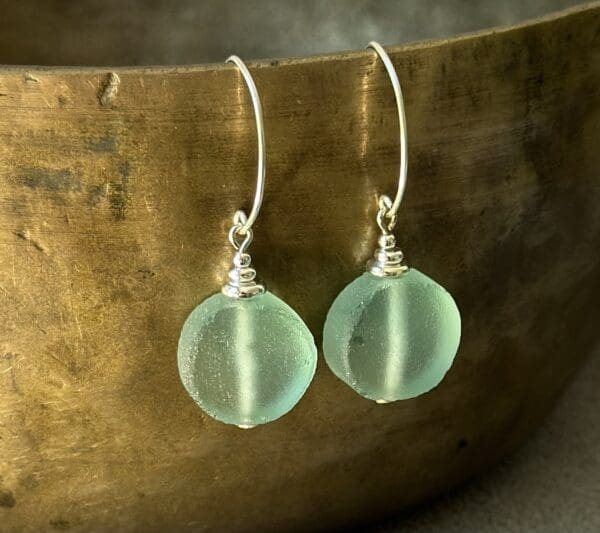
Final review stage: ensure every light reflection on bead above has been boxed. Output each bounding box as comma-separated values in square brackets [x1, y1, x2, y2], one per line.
[178, 291, 317, 427]
[323, 269, 461, 402]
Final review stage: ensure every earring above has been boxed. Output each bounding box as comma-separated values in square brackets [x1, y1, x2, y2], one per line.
[323, 42, 461, 404]
[177, 55, 317, 428]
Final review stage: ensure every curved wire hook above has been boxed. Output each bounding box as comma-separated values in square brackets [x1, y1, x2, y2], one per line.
[226, 55, 266, 236]
[366, 41, 407, 227]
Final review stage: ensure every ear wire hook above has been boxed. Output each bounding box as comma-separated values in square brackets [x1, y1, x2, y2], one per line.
[365, 42, 409, 277]
[226, 55, 266, 238]
[366, 41, 407, 234]
[222, 55, 266, 299]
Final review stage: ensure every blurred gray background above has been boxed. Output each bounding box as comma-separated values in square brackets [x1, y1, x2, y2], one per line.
[0, 1, 597, 532]
[0, 0, 588, 66]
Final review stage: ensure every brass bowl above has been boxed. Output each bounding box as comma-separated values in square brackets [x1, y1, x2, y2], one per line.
[0, 2, 598, 532]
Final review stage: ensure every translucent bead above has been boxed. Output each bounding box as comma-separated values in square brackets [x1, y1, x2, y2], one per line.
[178, 291, 317, 427]
[323, 269, 461, 402]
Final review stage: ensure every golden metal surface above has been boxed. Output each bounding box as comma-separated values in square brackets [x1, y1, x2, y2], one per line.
[0, 4, 599, 532]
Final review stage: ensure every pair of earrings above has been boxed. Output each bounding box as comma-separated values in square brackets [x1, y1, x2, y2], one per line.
[177, 42, 461, 428]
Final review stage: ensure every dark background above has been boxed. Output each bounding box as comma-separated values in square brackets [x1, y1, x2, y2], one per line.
[0, 0, 586, 66]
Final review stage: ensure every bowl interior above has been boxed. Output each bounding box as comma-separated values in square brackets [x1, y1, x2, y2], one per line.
[0, 0, 584, 66]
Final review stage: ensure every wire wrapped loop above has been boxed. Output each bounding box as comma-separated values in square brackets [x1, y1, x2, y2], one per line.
[376, 195, 397, 235]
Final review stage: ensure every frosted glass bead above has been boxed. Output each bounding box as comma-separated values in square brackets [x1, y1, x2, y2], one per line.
[323, 269, 461, 402]
[178, 291, 317, 427]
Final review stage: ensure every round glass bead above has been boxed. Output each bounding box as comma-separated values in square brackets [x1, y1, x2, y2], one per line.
[323, 269, 461, 402]
[178, 291, 317, 427]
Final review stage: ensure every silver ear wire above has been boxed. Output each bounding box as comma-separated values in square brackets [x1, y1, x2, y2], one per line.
[222, 55, 266, 298]
[366, 41, 408, 230]
[366, 42, 409, 277]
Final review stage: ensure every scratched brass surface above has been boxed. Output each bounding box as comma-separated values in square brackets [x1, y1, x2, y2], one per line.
[0, 4, 599, 533]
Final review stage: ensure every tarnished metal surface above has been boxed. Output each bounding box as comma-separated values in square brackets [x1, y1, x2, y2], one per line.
[0, 4, 599, 532]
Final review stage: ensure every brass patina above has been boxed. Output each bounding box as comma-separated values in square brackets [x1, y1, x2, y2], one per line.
[0, 4, 599, 532]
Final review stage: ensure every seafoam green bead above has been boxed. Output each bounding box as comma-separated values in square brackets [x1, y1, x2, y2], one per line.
[178, 291, 317, 427]
[323, 269, 461, 402]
